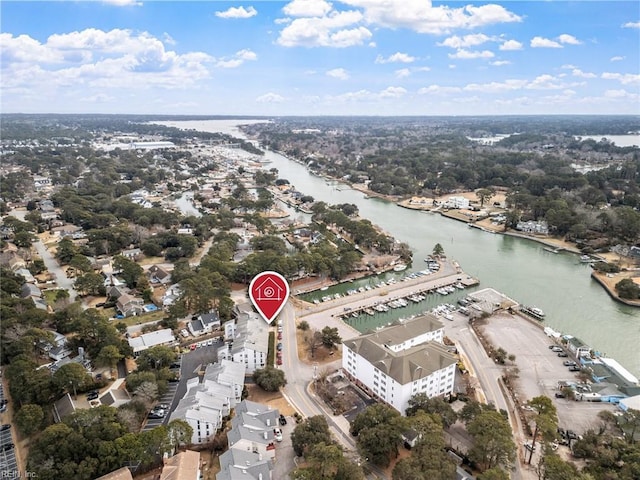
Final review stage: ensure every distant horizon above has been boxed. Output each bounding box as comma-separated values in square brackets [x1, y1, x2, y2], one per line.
[2, 1, 638, 115]
[3, 112, 640, 119]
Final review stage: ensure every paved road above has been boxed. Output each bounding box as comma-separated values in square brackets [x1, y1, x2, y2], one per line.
[10, 208, 80, 303]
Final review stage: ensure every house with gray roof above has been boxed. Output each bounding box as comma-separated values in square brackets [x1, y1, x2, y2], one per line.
[219, 311, 268, 373]
[342, 313, 457, 414]
[216, 449, 272, 480]
[227, 401, 279, 460]
[128, 328, 175, 355]
[188, 312, 221, 337]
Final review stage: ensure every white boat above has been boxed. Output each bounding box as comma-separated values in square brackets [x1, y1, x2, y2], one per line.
[393, 264, 408, 272]
[320, 286, 329, 291]
[580, 255, 594, 263]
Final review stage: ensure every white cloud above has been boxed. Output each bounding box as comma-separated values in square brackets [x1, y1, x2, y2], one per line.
[395, 68, 411, 78]
[340, 0, 521, 35]
[415, 66, 431, 72]
[448, 49, 494, 59]
[215, 49, 257, 68]
[499, 39, 522, 51]
[602, 72, 640, 85]
[379, 86, 407, 98]
[622, 21, 640, 29]
[610, 56, 625, 62]
[571, 68, 596, 78]
[418, 85, 461, 95]
[375, 52, 416, 63]
[491, 60, 510, 66]
[464, 74, 573, 93]
[283, 0, 332, 17]
[274, 18, 291, 25]
[326, 67, 350, 80]
[80, 93, 115, 103]
[557, 34, 581, 45]
[277, 11, 372, 47]
[604, 89, 639, 101]
[438, 33, 491, 49]
[256, 92, 285, 103]
[530, 36, 562, 48]
[215, 6, 257, 19]
[162, 33, 176, 46]
[102, 0, 142, 6]
[0, 29, 214, 91]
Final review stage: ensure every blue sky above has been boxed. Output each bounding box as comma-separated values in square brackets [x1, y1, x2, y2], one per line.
[1, 0, 639, 115]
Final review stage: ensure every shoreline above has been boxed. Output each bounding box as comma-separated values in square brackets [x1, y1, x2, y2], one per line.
[590, 271, 640, 308]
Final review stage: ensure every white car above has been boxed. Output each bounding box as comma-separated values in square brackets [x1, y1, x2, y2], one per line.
[274, 428, 283, 442]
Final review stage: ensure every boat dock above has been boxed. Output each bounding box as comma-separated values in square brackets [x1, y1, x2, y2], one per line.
[298, 270, 479, 320]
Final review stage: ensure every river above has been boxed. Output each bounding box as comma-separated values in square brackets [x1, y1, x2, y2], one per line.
[154, 119, 640, 377]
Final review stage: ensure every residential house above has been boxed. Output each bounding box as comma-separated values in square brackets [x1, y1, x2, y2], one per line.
[148, 265, 172, 285]
[516, 220, 549, 235]
[445, 196, 470, 209]
[50, 224, 83, 238]
[163, 284, 182, 308]
[95, 468, 134, 480]
[116, 293, 144, 317]
[121, 248, 142, 260]
[188, 312, 221, 337]
[159, 450, 201, 480]
[219, 310, 268, 373]
[202, 360, 246, 403]
[15, 267, 35, 284]
[226, 400, 279, 460]
[216, 449, 272, 480]
[0, 251, 26, 271]
[128, 328, 175, 356]
[342, 313, 457, 414]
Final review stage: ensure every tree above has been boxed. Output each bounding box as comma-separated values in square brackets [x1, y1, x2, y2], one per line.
[432, 243, 444, 257]
[615, 278, 640, 300]
[134, 381, 159, 404]
[95, 345, 123, 375]
[253, 366, 286, 391]
[53, 362, 92, 397]
[69, 254, 93, 274]
[525, 396, 558, 465]
[467, 410, 516, 471]
[136, 346, 177, 371]
[298, 320, 310, 331]
[351, 404, 407, 468]
[56, 238, 77, 264]
[477, 468, 510, 480]
[405, 393, 457, 428]
[15, 404, 44, 436]
[304, 329, 324, 359]
[113, 255, 144, 289]
[13, 231, 34, 249]
[320, 326, 341, 349]
[166, 419, 193, 447]
[74, 272, 106, 296]
[476, 188, 495, 207]
[392, 411, 456, 480]
[291, 416, 332, 457]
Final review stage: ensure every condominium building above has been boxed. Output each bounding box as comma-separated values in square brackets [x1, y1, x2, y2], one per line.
[342, 313, 457, 414]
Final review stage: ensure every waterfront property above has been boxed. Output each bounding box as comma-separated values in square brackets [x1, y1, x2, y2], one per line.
[342, 313, 457, 414]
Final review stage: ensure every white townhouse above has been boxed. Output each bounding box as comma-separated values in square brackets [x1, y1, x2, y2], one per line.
[226, 400, 279, 461]
[170, 360, 246, 444]
[219, 310, 268, 373]
[342, 314, 457, 415]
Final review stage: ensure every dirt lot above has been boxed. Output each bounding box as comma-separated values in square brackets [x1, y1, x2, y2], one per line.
[295, 328, 342, 365]
[246, 384, 296, 416]
[477, 313, 617, 435]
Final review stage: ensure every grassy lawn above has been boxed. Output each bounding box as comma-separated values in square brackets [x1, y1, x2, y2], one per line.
[110, 310, 166, 326]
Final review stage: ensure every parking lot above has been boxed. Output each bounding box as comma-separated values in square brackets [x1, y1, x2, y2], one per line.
[478, 313, 617, 434]
[0, 425, 17, 475]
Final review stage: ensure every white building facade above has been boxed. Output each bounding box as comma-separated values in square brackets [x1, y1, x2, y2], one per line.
[219, 311, 268, 373]
[342, 314, 457, 414]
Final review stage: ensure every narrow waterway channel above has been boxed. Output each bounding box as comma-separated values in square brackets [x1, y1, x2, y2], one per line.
[158, 119, 640, 377]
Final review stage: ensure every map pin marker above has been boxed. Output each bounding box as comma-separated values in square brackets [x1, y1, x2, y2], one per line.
[249, 271, 290, 324]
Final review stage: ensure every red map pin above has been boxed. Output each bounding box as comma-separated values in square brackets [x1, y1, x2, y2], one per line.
[249, 271, 290, 323]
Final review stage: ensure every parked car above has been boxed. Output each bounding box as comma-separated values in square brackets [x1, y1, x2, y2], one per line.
[86, 390, 99, 401]
[563, 360, 577, 366]
[523, 442, 536, 452]
[277, 342, 283, 351]
[277, 332, 282, 340]
[569, 365, 581, 372]
[274, 428, 283, 442]
[276, 357, 283, 365]
[555, 392, 566, 398]
[557, 352, 568, 357]
[552, 346, 564, 352]
[279, 414, 287, 426]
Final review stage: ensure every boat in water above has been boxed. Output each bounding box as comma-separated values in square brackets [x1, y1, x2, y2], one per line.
[521, 305, 546, 320]
[579, 255, 594, 263]
[393, 264, 408, 272]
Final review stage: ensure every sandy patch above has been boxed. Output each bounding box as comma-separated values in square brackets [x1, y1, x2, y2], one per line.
[246, 384, 296, 416]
